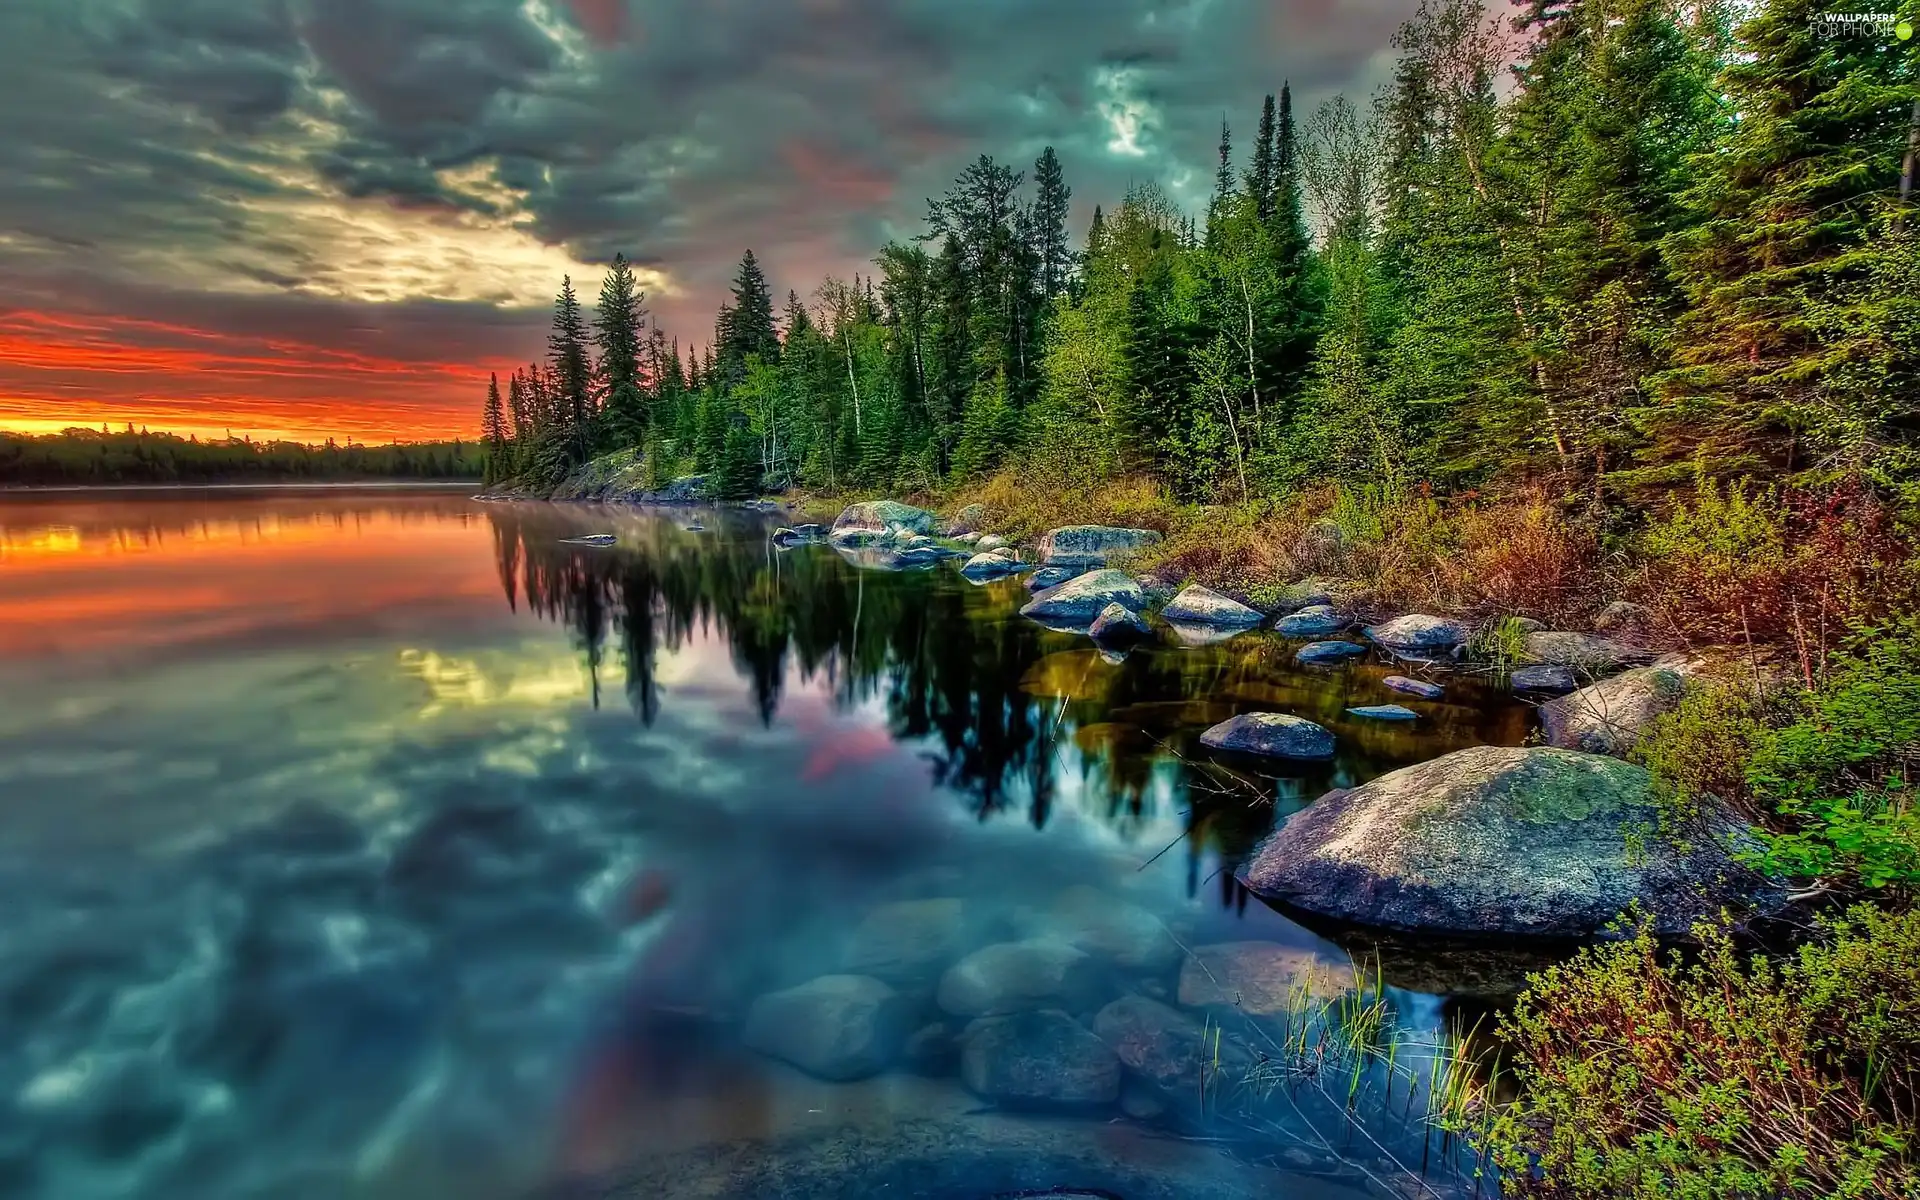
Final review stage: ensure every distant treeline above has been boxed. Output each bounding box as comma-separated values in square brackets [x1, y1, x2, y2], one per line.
[0, 428, 485, 486]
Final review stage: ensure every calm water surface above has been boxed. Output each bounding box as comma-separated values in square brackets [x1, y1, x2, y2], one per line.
[0, 490, 1536, 1200]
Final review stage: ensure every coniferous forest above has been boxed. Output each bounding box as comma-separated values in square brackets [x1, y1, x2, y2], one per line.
[487, 0, 1917, 511]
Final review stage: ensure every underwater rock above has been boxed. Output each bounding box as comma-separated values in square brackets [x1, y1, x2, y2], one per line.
[960, 1010, 1121, 1109]
[841, 898, 972, 986]
[1240, 745, 1781, 937]
[1159, 585, 1265, 628]
[1382, 675, 1444, 700]
[1019, 569, 1146, 626]
[741, 975, 910, 1082]
[1095, 995, 1251, 1105]
[1294, 640, 1367, 666]
[1175, 941, 1352, 1012]
[902, 1023, 960, 1075]
[1346, 704, 1417, 721]
[1036, 525, 1163, 570]
[1272, 604, 1347, 638]
[937, 939, 1105, 1018]
[1198, 713, 1336, 760]
[1043, 886, 1181, 972]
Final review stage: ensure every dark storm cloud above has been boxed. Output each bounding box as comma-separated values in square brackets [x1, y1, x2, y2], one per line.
[0, 0, 1419, 436]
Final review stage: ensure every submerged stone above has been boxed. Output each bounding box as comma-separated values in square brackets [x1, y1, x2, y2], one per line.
[1175, 941, 1352, 1011]
[741, 974, 910, 1081]
[1093, 995, 1249, 1104]
[937, 939, 1105, 1018]
[1294, 640, 1367, 666]
[1346, 704, 1418, 721]
[960, 1009, 1121, 1109]
[1240, 745, 1781, 937]
[841, 898, 972, 985]
[1198, 713, 1335, 760]
[1044, 885, 1180, 972]
[1088, 602, 1150, 644]
[1382, 675, 1444, 700]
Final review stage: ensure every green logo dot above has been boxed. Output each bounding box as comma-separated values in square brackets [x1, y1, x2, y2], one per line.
[1899, 18, 1915, 39]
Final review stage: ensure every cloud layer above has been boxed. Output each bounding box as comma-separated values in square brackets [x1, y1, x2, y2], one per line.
[0, 0, 1415, 441]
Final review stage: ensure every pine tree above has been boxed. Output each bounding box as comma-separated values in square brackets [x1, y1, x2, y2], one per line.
[1247, 93, 1278, 223]
[717, 250, 779, 387]
[595, 253, 648, 450]
[1652, 0, 1919, 483]
[1031, 147, 1072, 298]
[481, 372, 508, 483]
[548, 276, 594, 468]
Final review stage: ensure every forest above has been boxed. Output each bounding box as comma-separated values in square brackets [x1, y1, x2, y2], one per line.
[482, 0, 1920, 1193]
[0, 427, 484, 486]
[485, 0, 1916, 511]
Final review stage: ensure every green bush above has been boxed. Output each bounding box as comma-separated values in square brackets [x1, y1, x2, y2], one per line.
[1475, 906, 1920, 1199]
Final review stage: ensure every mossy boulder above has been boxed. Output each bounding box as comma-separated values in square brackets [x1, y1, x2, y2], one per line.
[1541, 664, 1691, 757]
[831, 500, 939, 546]
[1239, 745, 1779, 937]
[1160, 584, 1265, 628]
[1037, 525, 1163, 569]
[1020, 569, 1146, 626]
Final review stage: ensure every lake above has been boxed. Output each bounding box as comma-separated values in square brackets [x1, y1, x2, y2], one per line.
[0, 489, 1540, 1200]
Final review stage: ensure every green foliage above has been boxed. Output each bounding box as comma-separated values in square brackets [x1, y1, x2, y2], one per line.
[1477, 907, 1920, 1198]
[0, 428, 483, 485]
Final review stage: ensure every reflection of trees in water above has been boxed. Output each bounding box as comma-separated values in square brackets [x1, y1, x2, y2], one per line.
[486, 506, 1530, 881]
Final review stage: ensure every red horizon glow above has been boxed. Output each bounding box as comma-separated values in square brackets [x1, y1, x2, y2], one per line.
[0, 308, 532, 444]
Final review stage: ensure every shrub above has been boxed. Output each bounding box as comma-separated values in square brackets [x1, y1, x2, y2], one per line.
[1475, 906, 1920, 1199]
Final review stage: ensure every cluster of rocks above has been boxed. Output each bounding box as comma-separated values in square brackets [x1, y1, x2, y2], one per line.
[737, 888, 1350, 1119]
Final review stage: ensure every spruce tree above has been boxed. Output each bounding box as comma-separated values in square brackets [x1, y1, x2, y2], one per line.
[595, 253, 648, 449]
[481, 373, 508, 483]
[1032, 147, 1072, 298]
[548, 276, 594, 468]
[717, 250, 779, 387]
[1247, 94, 1278, 223]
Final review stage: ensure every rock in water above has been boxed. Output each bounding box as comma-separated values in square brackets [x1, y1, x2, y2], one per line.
[1175, 942, 1352, 1011]
[1160, 585, 1265, 628]
[1239, 745, 1779, 937]
[830, 500, 938, 547]
[1198, 713, 1335, 760]
[1273, 605, 1347, 637]
[962, 551, 1028, 581]
[1089, 602, 1150, 644]
[562, 533, 617, 546]
[1540, 664, 1690, 756]
[1020, 569, 1146, 626]
[937, 939, 1105, 1018]
[1026, 566, 1077, 592]
[1295, 640, 1367, 666]
[1511, 664, 1579, 695]
[841, 898, 972, 985]
[1037, 526, 1163, 569]
[1523, 631, 1653, 673]
[960, 1010, 1121, 1109]
[1045, 886, 1180, 972]
[1347, 704, 1418, 721]
[741, 974, 910, 1081]
[1365, 614, 1471, 657]
[1383, 676, 1444, 700]
[1093, 996, 1249, 1103]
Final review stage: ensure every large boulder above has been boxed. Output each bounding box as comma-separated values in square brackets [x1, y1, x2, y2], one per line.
[1240, 745, 1777, 937]
[831, 500, 938, 546]
[741, 974, 911, 1081]
[1198, 713, 1335, 760]
[1037, 526, 1163, 569]
[1020, 569, 1146, 626]
[1540, 664, 1691, 756]
[1365, 614, 1471, 658]
[1160, 585, 1265, 628]
[937, 939, 1106, 1018]
[1273, 605, 1347, 638]
[1175, 942, 1352, 1012]
[1523, 631, 1654, 674]
[1093, 996, 1250, 1103]
[960, 1010, 1121, 1108]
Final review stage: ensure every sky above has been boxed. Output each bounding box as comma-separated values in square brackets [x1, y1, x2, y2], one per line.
[0, 0, 1419, 444]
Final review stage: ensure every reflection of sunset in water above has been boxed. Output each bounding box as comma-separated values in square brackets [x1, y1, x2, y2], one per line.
[0, 492, 498, 657]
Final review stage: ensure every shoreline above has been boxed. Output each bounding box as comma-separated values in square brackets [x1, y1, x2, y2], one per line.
[0, 479, 482, 494]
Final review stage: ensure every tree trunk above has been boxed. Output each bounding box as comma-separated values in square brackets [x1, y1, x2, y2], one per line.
[843, 328, 862, 437]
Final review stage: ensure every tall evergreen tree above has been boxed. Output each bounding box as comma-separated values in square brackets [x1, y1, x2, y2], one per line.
[548, 277, 594, 467]
[1031, 147, 1072, 298]
[481, 373, 508, 483]
[1248, 93, 1279, 223]
[595, 253, 649, 449]
[716, 250, 779, 387]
